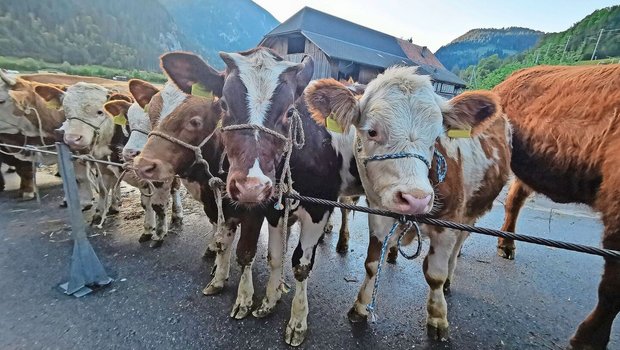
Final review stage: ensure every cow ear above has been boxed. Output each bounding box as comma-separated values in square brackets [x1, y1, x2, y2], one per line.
[129, 79, 159, 108]
[0, 69, 16, 86]
[108, 93, 133, 103]
[160, 51, 223, 97]
[305, 78, 360, 131]
[443, 90, 503, 137]
[34, 84, 64, 110]
[103, 100, 131, 119]
[295, 55, 314, 97]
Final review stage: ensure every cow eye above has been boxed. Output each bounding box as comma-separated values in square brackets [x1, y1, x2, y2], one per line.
[286, 107, 295, 119]
[96, 110, 104, 115]
[188, 116, 203, 129]
[368, 129, 378, 138]
[0, 99, 6, 105]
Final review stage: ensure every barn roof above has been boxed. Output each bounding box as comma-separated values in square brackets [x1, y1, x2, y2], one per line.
[262, 7, 466, 86]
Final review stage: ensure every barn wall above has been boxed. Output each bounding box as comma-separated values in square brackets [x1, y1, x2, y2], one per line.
[359, 66, 381, 84]
[261, 35, 334, 81]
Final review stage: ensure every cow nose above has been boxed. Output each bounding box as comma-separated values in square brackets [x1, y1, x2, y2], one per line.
[229, 177, 272, 203]
[64, 134, 84, 147]
[395, 191, 432, 215]
[134, 157, 158, 179]
[123, 149, 140, 162]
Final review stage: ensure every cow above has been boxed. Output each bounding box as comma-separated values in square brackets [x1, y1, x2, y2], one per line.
[493, 64, 620, 350]
[133, 80, 270, 320]
[305, 68, 511, 342]
[34, 82, 131, 224]
[157, 48, 369, 346]
[102, 79, 184, 247]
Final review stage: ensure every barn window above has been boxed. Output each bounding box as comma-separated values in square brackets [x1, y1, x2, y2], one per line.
[441, 84, 455, 94]
[287, 36, 305, 54]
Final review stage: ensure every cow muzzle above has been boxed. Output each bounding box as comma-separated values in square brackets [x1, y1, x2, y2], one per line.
[64, 133, 89, 151]
[391, 190, 433, 215]
[133, 156, 174, 181]
[228, 176, 273, 204]
[123, 148, 141, 162]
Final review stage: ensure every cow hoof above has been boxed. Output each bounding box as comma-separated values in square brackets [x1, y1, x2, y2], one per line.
[230, 301, 252, 320]
[202, 249, 216, 260]
[21, 192, 35, 201]
[284, 321, 307, 347]
[150, 240, 163, 248]
[253, 297, 278, 318]
[170, 217, 183, 228]
[202, 282, 223, 296]
[347, 307, 367, 323]
[387, 251, 398, 264]
[108, 208, 120, 215]
[90, 214, 102, 226]
[569, 337, 606, 350]
[427, 324, 450, 341]
[497, 246, 515, 260]
[443, 279, 451, 295]
[323, 223, 333, 234]
[336, 242, 348, 254]
[59, 200, 68, 208]
[81, 204, 92, 212]
[138, 233, 153, 243]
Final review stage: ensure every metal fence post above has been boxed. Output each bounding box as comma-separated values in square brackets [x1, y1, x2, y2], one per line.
[55, 142, 112, 296]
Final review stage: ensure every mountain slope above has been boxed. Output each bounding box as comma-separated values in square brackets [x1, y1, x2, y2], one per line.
[160, 0, 279, 69]
[0, 0, 190, 71]
[435, 27, 543, 71]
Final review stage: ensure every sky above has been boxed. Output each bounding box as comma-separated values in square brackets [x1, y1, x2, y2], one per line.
[253, 1, 619, 52]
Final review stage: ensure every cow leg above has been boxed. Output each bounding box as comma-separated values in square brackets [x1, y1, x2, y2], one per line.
[139, 191, 156, 243]
[348, 214, 395, 322]
[445, 230, 470, 294]
[91, 170, 118, 226]
[170, 177, 183, 227]
[323, 211, 334, 235]
[336, 197, 354, 254]
[424, 228, 458, 341]
[15, 160, 35, 200]
[253, 222, 287, 318]
[0, 162, 4, 192]
[230, 215, 263, 319]
[284, 208, 329, 347]
[150, 192, 169, 249]
[202, 221, 238, 295]
[570, 214, 620, 349]
[498, 179, 531, 259]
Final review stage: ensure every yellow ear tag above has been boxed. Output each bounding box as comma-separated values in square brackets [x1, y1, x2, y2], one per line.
[326, 114, 344, 133]
[216, 119, 222, 128]
[447, 128, 472, 138]
[45, 100, 60, 109]
[113, 113, 128, 126]
[191, 83, 213, 99]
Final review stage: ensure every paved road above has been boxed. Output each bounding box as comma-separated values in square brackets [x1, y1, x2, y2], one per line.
[0, 168, 617, 350]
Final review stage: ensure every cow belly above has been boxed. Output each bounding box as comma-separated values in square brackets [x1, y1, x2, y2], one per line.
[511, 132, 601, 205]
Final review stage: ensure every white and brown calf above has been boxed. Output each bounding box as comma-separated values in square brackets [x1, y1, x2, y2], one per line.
[35, 82, 131, 225]
[102, 79, 184, 247]
[305, 67, 512, 341]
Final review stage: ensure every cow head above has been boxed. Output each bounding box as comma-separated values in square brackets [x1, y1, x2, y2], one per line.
[0, 71, 17, 132]
[104, 79, 160, 162]
[133, 93, 222, 182]
[161, 48, 314, 205]
[35, 82, 124, 152]
[306, 67, 502, 215]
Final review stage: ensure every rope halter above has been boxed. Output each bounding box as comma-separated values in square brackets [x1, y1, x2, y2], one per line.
[356, 138, 447, 183]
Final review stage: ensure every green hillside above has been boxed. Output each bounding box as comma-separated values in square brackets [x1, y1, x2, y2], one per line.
[461, 5, 620, 90]
[435, 27, 543, 72]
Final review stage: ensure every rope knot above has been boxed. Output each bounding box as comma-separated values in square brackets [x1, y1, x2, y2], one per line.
[208, 177, 225, 190]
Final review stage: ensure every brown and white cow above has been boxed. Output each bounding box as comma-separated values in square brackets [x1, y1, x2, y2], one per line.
[133, 76, 267, 319]
[103, 79, 184, 247]
[493, 64, 620, 350]
[158, 48, 368, 346]
[305, 67, 511, 341]
[35, 82, 131, 224]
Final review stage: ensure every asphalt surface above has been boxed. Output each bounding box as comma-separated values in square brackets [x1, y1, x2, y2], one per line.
[0, 167, 618, 350]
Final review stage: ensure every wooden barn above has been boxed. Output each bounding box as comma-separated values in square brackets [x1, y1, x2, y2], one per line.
[259, 7, 466, 97]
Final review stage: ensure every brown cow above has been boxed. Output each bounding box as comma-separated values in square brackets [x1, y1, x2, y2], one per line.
[494, 64, 620, 350]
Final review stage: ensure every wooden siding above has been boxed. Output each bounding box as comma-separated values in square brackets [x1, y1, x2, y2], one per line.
[359, 66, 381, 84]
[261, 36, 334, 80]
